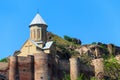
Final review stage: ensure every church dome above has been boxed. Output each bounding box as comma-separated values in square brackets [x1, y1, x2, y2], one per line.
[29, 13, 47, 26]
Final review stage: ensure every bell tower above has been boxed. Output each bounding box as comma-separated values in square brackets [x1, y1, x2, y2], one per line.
[29, 13, 47, 42]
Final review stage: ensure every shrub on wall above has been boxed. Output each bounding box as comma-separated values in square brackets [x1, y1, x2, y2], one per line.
[104, 55, 120, 79]
[0, 58, 8, 62]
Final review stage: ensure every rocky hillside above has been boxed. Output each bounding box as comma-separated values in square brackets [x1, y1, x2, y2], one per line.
[47, 32, 120, 60]
[47, 32, 81, 59]
[47, 32, 120, 79]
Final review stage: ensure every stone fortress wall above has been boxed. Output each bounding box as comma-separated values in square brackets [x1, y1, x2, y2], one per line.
[1, 53, 120, 80]
[8, 53, 53, 80]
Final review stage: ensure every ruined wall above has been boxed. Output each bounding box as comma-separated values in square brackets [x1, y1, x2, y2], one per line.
[116, 54, 120, 64]
[69, 58, 79, 80]
[8, 53, 54, 80]
[9, 55, 34, 80]
[3, 52, 107, 80]
[92, 58, 104, 80]
[107, 44, 115, 55]
[0, 62, 9, 80]
[17, 55, 34, 80]
[9, 56, 16, 80]
[58, 60, 70, 72]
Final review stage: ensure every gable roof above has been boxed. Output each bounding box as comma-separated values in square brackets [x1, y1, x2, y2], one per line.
[42, 41, 53, 49]
[30, 13, 47, 26]
[20, 39, 53, 50]
[30, 40, 53, 49]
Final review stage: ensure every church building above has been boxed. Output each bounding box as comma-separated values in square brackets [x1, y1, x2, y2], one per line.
[16, 13, 54, 56]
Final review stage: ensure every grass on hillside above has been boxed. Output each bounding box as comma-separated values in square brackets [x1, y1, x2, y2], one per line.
[49, 32, 81, 59]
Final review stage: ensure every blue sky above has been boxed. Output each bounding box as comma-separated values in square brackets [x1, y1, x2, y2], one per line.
[0, 0, 120, 59]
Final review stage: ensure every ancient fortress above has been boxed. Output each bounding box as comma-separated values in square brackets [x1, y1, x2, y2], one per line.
[0, 13, 120, 80]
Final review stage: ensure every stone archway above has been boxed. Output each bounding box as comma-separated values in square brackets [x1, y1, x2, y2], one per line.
[0, 74, 7, 80]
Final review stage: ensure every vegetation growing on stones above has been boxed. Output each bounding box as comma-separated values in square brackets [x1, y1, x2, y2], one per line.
[47, 32, 81, 59]
[44, 32, 120, 79]
[64, 35, 82, 45]
[63, 74, 70, 80]
[103, 55, 120, 79]
[0, 58, 8, 62]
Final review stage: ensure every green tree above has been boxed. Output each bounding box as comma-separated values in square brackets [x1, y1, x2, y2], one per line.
[0, 58, 8, 62]
[64, 35, 81, 45]
[64, 35, 72, 42]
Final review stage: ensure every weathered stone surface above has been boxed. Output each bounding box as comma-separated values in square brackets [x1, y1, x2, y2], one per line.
[115, 55, 120, 64]
[92, 58, 104, 80]
[34, 53, 49, 80]
[95, 46, 101, 58]
[0, 62, 8, 70]
[107, 44, 115, 54]
[70, 58, 79, 80]
[9, 56, 16, 80]
[18, 55, 34, 80]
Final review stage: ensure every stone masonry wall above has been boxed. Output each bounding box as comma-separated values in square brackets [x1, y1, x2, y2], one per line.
[0, 62, 9, 80]
[92, 58, 104, 80]
[69, 58, 79, 80]
[34, 53, 49, 80]
[17, 55, 34, 80]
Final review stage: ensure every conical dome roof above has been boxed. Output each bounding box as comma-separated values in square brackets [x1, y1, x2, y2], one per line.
[30, 13, 47, 26]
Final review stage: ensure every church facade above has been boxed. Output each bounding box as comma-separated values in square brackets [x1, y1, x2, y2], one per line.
[17, 13, 55, 56]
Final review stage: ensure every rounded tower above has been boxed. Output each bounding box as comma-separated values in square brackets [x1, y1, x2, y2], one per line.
[9, 56, 17, 80]
[92, 58, 104, 80]
[29, 13, 48, 42]
[34, 53, 49, 80]
[69, 58, 79, 80]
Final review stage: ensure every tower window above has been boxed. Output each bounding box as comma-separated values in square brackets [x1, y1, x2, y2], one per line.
[34, 29, 36, 39]
[37, 29, 40, 39]
[30, 30, 32, 39]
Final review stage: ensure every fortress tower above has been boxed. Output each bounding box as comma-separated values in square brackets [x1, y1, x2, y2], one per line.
[92, 58, 104, 80]
[69, 58, 80, 80]
[9, 56, 17, 80]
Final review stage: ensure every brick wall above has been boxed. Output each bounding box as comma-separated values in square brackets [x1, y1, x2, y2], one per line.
[17, 55, 34, 80]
